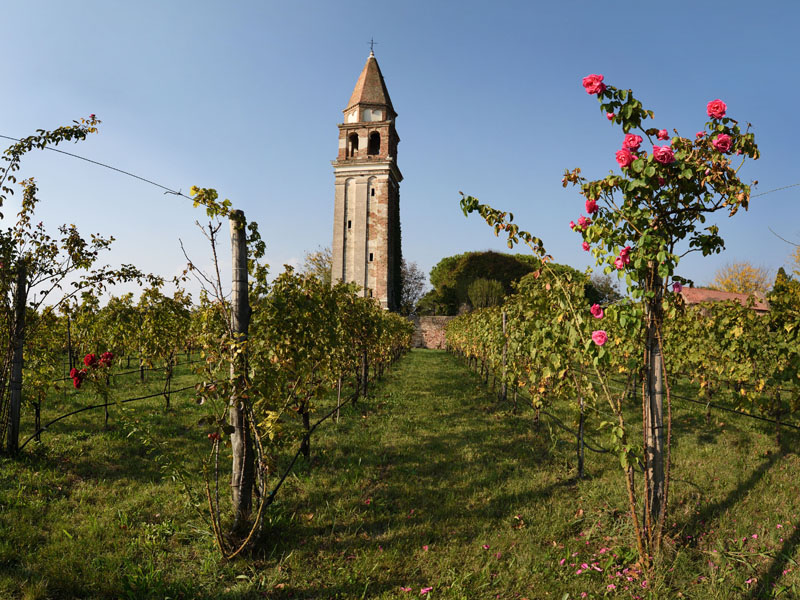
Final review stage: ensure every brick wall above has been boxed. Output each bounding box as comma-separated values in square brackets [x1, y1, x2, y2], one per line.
[408, 316, 454, 349]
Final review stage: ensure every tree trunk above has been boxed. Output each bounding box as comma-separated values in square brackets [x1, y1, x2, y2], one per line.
[336, 375, 342, 423]
[643, 271, 665, 537]
[66, 314, 74, 372]
[7, 265, 27, 455]
[361, 349, 368, 398]
[300, 406, 311, 459]
[229, 210, 255, 533]
[500, 310, 508, 402]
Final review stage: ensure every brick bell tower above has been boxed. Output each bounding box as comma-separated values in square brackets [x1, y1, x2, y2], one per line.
[331, 50, 402, 310]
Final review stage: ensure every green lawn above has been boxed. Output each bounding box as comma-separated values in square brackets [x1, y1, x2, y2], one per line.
[2, 350, 799, 599]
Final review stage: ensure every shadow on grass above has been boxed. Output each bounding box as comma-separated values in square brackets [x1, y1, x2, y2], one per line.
[748, 516, 800, 599]
[675, 429, 798, 549]
[256, 350, 581, 566]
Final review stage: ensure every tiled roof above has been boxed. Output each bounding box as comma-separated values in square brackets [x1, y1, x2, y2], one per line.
[680, 287, 770, 312]
[345, 52, 395, 114]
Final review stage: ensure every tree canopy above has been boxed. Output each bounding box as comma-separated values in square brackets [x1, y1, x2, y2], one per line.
[417, 251, 600, 315]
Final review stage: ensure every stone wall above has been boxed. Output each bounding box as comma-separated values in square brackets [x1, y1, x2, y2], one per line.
[408, 316, 454, 350]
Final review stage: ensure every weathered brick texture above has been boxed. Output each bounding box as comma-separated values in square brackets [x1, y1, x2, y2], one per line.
[408, 316, 454, 349]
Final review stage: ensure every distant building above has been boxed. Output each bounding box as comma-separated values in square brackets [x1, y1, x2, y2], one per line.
[680, 287, 770, 313]
[331, 51, 402, 310]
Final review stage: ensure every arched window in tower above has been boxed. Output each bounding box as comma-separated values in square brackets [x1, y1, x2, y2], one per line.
[348, 133, 359, 157]
[367, 132, 380, 156]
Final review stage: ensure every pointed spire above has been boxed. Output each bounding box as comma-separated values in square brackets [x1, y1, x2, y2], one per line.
[345, 53, 395, 116]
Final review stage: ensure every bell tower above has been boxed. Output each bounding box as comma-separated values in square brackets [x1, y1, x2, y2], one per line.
[331, 50, 402, 310]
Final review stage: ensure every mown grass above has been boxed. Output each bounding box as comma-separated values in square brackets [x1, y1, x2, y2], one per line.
[2, 350, 800, 599]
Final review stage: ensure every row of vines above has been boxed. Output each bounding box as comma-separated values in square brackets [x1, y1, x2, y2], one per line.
[451, 74, 800, 570]
[0, 119, 414, 559]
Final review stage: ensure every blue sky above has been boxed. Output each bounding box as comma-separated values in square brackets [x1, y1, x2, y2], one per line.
[2, 0, 798, 301]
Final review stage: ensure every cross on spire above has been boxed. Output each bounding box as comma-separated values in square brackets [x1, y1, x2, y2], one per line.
[368, 37, 378, 55]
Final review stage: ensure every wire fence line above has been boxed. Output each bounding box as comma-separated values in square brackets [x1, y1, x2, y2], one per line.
[53, 356, 206, 383]
[18, 383, 200, 451]
[459, 353, 800, 448]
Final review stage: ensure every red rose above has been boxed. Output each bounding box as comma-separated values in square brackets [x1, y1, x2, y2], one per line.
[606, 112, 615, 121]
[653, 145, 675, 164]
[707, 99, 727, 119]
[69, 368, 79, 379]
[84, 353, 98, 368]
[623, 134, 643, 151]
[585, 199, 598, 214]
[582, 74, 606, 95]
[73, 377, 82, 389]
[658, 177, 666, 186]
[582, 241, 590, 251]
[712, 134, 732, 153]
[615, 148, 635, 168]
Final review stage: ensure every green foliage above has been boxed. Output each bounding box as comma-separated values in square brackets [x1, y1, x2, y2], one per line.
[467, 278, 504, 308]
[5, 351, 800, 598]
[427, 250, 594, 314]
[460, 77, 761, 566]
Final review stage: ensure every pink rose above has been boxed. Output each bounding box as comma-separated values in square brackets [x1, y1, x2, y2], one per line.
[615, 148, 634, 168]
[582, 241, 590, 251]
[577, 216, 591, 229]
[672, 281, 683, 293]
[590, 304, 604, 319]
[591, 330, 608, 346]
[585, 198, 598, 214]
[89, 113, 96, 120]
[657, 129, 669, 140]
[582, 74, 606, 95]
[569, 220, 576, 230]
[620, 245, 631, 257]
[623, 134, 643, 151]
[696, 131, 705, 138]
[712, 134, 732, 153]
[707, 99, 727, 119]
[614, 257, 625, 270]
[606, 112, 615, 121]
[653, 145, 675, 164]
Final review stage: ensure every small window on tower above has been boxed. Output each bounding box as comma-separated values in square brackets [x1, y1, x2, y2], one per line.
[368, 290, 373, 298]
[369, 253, 374, 262]
[348, 133, 359, 157]
[371, 188, 375, 197]
[367, 132, 380, 155]
[347, 220, 352, 229]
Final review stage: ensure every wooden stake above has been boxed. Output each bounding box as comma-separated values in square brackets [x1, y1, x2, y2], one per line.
[229, 210, 254, 532]
[7, 264, 27, 454]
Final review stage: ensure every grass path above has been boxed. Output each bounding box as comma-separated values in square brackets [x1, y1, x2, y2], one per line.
[3, 349, 800, 599]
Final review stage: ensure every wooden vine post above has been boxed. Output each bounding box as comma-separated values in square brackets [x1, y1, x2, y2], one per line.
[643, 270, 665, 532]
[7, 263, 27, 455]
[500, 310, 508, 402]
[229, 210, 255, 532]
